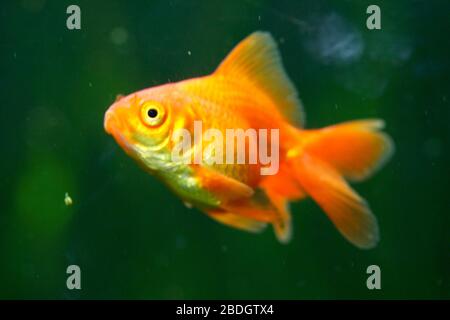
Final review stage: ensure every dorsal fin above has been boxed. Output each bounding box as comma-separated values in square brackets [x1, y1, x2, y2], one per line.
[215, 31, 305, 127]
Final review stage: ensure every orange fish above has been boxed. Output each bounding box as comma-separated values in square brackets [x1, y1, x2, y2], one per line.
[104, 31, 393, 248]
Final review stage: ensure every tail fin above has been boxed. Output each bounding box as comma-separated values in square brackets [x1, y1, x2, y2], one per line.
[289, 119, 393, 249]
[302, 120, 394, 181]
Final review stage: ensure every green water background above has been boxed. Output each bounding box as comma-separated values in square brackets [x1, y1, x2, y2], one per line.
[0, 0, 449, 299]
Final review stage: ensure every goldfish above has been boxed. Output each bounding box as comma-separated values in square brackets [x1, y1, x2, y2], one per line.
[104, 31, 393, 248]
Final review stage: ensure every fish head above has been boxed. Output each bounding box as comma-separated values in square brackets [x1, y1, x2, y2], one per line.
[104, 84, 191, 171]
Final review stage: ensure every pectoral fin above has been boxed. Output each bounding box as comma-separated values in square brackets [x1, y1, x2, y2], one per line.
[192, 165, 254, 205]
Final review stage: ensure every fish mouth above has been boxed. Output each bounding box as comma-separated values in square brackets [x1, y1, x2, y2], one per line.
[104, 110, 135, 154]
[104, 110, 120, 135]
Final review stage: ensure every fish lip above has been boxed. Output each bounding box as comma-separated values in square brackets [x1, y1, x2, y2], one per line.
[110, 126, 136, 156]
[104, 110, 118, 135]
[104, 110, 136, 154]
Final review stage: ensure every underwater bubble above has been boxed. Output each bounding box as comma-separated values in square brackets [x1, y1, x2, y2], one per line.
[110, 27, 129, 46]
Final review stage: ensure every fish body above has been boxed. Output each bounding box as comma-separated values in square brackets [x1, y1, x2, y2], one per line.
[104, 32, 393, 248]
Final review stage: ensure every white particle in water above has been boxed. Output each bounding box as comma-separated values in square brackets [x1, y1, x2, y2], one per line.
[64, 192, 73, 206]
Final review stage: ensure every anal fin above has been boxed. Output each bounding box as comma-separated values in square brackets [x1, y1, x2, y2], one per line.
[223, 188, 293, 244]
[207, 210, 267, 233]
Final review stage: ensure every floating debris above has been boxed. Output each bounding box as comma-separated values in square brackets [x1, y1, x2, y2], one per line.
[64, 192, 73, 206]
[187, 51, 191, 56]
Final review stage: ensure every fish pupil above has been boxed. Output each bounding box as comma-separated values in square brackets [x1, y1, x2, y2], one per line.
[147, 108, 158, 118]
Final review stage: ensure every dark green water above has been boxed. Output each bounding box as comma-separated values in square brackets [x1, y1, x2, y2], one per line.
[0, 0, 449, 299]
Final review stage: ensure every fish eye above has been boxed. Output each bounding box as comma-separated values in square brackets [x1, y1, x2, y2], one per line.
[140, 101, 166, 127]
[147, 108, 158, 118]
